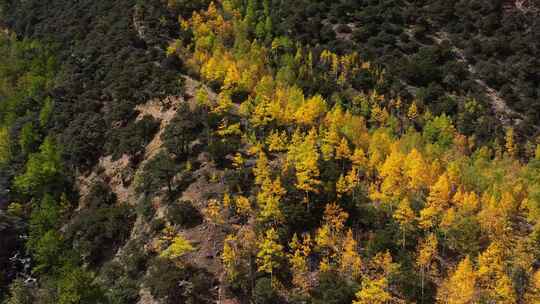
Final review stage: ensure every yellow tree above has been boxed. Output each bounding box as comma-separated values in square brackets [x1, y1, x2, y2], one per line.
[288, 233, 312, 292]
[417, 233, 438, 302]
[373, 146, 405, 203]
[257, 177, 286, 224]
[353, 277, 393, 304]
[339, 229, 363, 281]
[419, 173, 452, 230]
[505, 127, 517, 158]
[288, 129, 321, 201]
[403, 148, 429, 191]
[266, 130, 288, 152]
[161, 235, 195, 261]
[315, 203, 349, 265]
[257, 228, 284, 282]
[393, 198, 416, 249]
[321, 126, 340, 161]
[335, 137, 352, 162]
[254, 151, 271, 186]
[350, 147, 368, 172]
[437, 256, 477, 304]
[524, 270, 540, 303]
[222, 234, 240, 282]
[234, 195, 252, 216]
[295, 95, 327, 126]
[204, 198, 225, 225]
[477, 242, 516, 303]
[407, 101, 419, 121]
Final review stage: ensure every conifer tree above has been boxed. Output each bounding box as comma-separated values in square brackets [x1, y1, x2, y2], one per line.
[437, 256, 477, 304]
[257, 228, 284, 282]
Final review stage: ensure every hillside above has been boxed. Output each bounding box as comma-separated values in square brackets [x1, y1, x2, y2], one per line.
[1, 1, 540, 304]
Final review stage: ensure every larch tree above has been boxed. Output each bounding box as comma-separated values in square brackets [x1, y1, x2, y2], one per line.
[288, 233, 312, 292]
[419, 173, 452, 230]
[505, 127, 517, 158]
[404, 148, 429, 191]
[393, 198, 416, 249]
[257, 177, 286, 224]
[160, 235, 195, 261]
[315, 203, 349, 265]
[339, 229, 363, 281]
[437, 256, 477, 304]
[477, 242, 516, 303]
[417, 233, 438, 302]
[353, 277, 393, 304]
[257, 228, 284, 282]
[289, 129, 321, 201]
[373, 146, 405, 204]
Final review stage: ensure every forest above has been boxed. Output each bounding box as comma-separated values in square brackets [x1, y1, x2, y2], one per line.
[1, 0, 540, 303]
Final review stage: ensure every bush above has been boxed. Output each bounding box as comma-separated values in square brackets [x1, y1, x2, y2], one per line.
[166, 200, 203, 228]
[335, 24, 352, 34]
[145, 258, 214, 304]
[311, 272, 358, 304]
[106, 115, 160, 160]
[253, 277, 279, 304]
[66, 204, 135, 266]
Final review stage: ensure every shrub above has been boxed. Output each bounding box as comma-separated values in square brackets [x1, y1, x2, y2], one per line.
[166, 200, 203, 228]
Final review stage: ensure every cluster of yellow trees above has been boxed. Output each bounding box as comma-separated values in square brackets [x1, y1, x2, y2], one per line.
[164, 1, 540, 302]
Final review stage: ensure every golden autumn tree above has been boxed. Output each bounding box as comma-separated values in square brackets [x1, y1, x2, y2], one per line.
[295, 95, 327, 126]
[476, 242, 516, 303]
[257, 228, 284, 282]
[161, 235, 195, 260]
[204, 198, 225, 225]
[339, 229, 363, 281]
[288, 128, 321, 201]
[288, 233, 312, 292]
[234, 195, 252, 216]
[257, 177, 286, 224]
[315, 203, 349, 268]
[437, 256, 477, 304]
[407, 101, 419, 121]
[403, 148, 430, 191]
[222, 234, 240, 282]
[417, 233, 438, 302]
[254, 151, 271, 186]
[524, 270, 540, 302]
[393, 198, 416, 249]
[320, 126, 340, 161]
[419, 173, 452, 230]
[505, 127, 517, 158]
[335, 137, 352, 162]
[353, 277, 393, 304]
[372, 145, 405, 203]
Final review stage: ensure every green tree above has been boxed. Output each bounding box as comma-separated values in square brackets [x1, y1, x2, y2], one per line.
[18, 121, 39, 155]
[14, 136, 63, 195]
